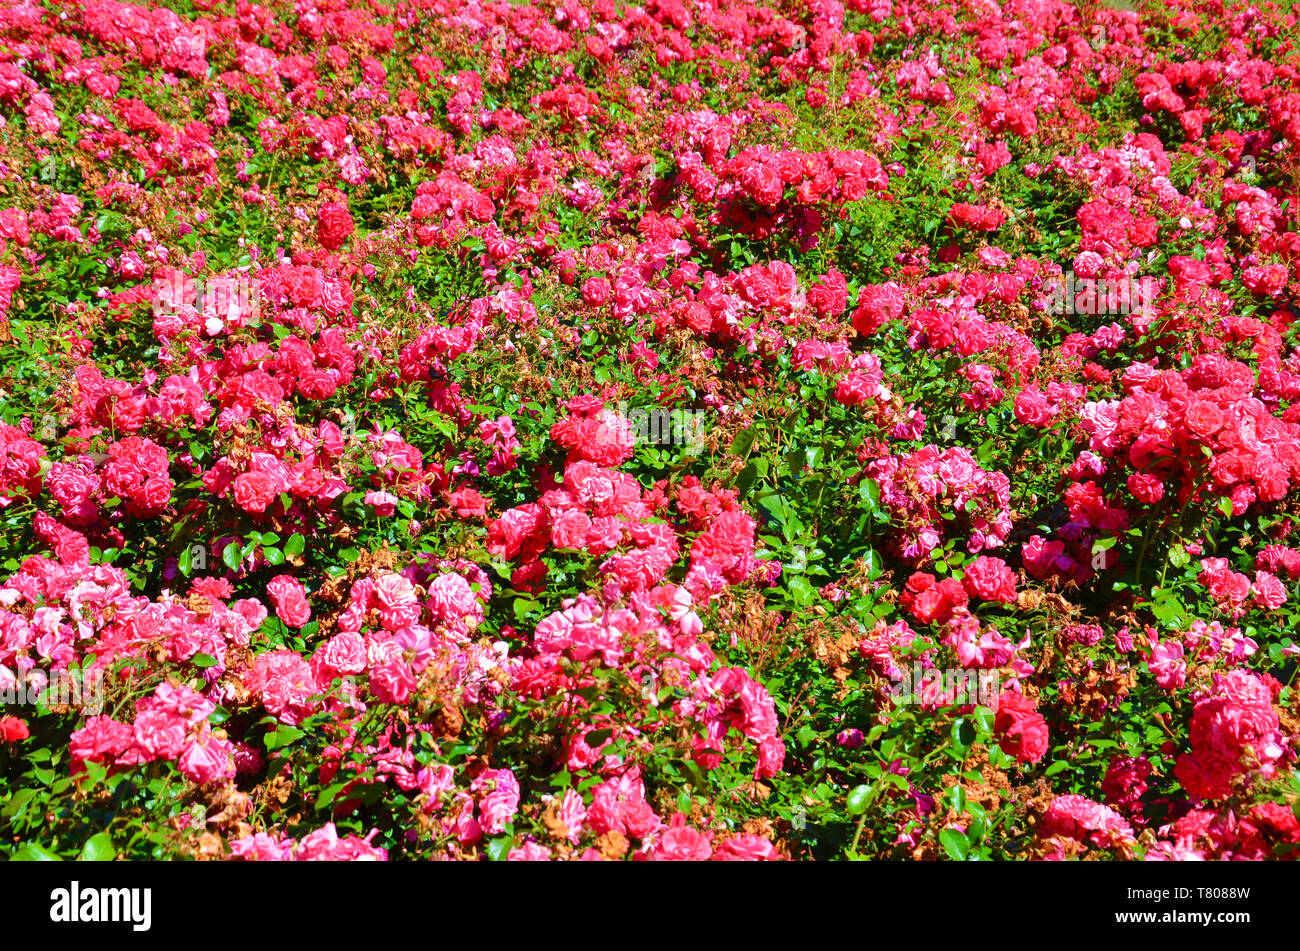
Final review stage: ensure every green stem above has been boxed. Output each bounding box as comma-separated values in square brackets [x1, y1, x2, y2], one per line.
[850, 812, 868, 853]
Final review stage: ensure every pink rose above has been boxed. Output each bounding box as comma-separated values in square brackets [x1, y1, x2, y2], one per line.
[1013, 386, 1055, 427]
[427, 572, 477, 622]
[372, 573, 421, 630]
[962, 555, 1017, 603]
[133, 707, 189, 760]
[232, 471, 278, 513]
[651, 814, 713, 861]
[267, 574, 312, 628]
[713, 834, 780, 861]
[551, 509, 593, 550]
[178, 731, 237, 785]
[508, 842, 553, 861]
[364, 490, 399, 516]
[245, 650, 317, 725]
[314, 632, 368, 678]
[69, 716, 137, 770]
[1252, 571, 1287, 611]
[472, 768, 519, 835]
[1147, 641, 1187, 690]
[369, 656, 416, 705]
[581, 276, 611, 306]
[834, 372, 874, 406]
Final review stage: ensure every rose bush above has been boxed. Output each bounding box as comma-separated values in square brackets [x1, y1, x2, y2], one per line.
[0, 0, 1298, 861]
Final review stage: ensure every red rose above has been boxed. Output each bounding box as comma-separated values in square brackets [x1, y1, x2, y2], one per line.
[232, 471, 277, 513]
[283, 266, 324, 308]
[1183, 398, 1224, 439]
[317, 202, 355, 251]
[0, 716, 29, 743]
[851, 282, 904, 335]
[1127, 472, 1165, 504]
[549, 409, 634, 467]
[906, 571, 936, 593]
[449, 486, 488, 519]
[903, 575, 968, 625]
[994, 691, 1049, 764]
[948, 201, 1004, 232]
[510, 559, 547, 593]
[296, 369, 337, 400]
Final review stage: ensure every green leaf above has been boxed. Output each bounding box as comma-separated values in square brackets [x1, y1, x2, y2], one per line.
[513, 597, 542, 622]
[285, 533, 306, 559]
[264, 726, 305, 750]
[316, 782, 349, 810]
[785, 576, 816, 605]
[939, 828, 969, 861]
[845, 784, 872, 815]
[79, 833, 115, 862]
[486, 836, 513, 861]
[191, 653, 219, 668]
[11, 843, 63, 861]
[222, 542, 242, 571]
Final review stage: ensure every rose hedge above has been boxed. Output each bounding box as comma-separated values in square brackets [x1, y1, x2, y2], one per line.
[0, 0, 1298, 861]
